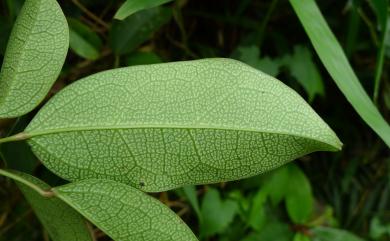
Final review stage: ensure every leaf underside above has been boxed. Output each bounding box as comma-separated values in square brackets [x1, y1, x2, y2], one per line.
[54, 179, 198, 241]
[25, 58, 341, 192]
[0, 0, 69, 118]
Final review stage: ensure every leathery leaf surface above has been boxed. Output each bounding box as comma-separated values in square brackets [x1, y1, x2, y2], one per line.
[25, 58, 342, 192]
[53, 179, 198, 241]
[0, 0, 69, 118]
[0, 170, 92, 241]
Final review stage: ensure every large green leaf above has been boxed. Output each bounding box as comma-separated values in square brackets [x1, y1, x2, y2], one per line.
[110, 7, 172, 55]
[53, 179, 198, 241]
[114, 0, 174, 20]
[1, 59, 341, 192]
[0, 169, 93, 241]
[289, 0, 390, 147]
[0, 0, 69, 118]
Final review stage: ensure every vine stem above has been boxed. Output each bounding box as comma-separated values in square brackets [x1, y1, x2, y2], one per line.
[0, 169, 54, 198]
[0, 132, 29, 144]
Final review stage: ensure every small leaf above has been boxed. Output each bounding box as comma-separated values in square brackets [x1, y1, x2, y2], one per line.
[68, 18, 102, 60]
[369, 217, 390, 239]
[290, 0, 390, 147]
[0, 169, 93, 241]
[200, 188, 237, 237]
[182, 185, 202, 221]
[283, 45, 324, 102]
[53, 179, 198, 241]
[14, 59, 341, 192]
[247, 188, 267, 231]
[262, 165, 290, 206]
[0, 0, 69, 118]
[114, 0, 174, 20]
[257, 57, 280, 77]
[285, 164, 314, 224]
[236, 45, 280, 76]
[312, 227, 366, 241]
[236, 45, 260, 67]
[110, 7, 172, 55]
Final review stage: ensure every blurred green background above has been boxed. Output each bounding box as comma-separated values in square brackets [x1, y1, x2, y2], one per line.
[0, 0, 389, 240]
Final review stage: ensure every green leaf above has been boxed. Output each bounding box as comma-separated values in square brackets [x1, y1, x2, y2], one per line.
[114, 0, 174, 20]
[68, 18, 102, 60]
[182, 185, 202, 221]
[369, 217, 390, 240]
[290, 0, 390, 147]
[53, 179, 198, 241]
[282, 45, 324, 102]
[262, 165, 290, 206]
[312, 227, 366, 241]
[0, 169, 93, 241]
[0, 0, 69, 118]
[247, 188, 267, 231]
[236, 45, 260, 67]
[3, 58, 341, 192]
[285, 164, 314, 224]
[127, 51, 163, 66]
[236, 45, 280, 76]
[200, 188, 237, 237]
[110, 7, 172, 55]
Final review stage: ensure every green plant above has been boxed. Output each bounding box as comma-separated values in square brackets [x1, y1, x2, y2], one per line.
[0, 0, 346, 240]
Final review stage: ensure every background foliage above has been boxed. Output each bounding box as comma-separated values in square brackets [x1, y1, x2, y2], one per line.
[0, 0, 389, 240]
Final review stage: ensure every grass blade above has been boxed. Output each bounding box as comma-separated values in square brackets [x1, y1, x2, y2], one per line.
[290, 0, 390, 148]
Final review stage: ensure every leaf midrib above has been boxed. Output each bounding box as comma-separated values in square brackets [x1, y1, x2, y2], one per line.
[26, 124, 341, 150]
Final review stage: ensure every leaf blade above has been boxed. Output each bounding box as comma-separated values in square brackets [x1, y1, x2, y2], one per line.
[24, 58, 341, 192]
[114, 0, 174, 20]
[0, 169, 93, 241]
[285, 164, 314, 224]
[68, 18, 102, 60]
[289, 0, 390, 147]
[0, 0, 69, 118]
[110, 7, 172, 55]
[53, 179, 198, 241]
